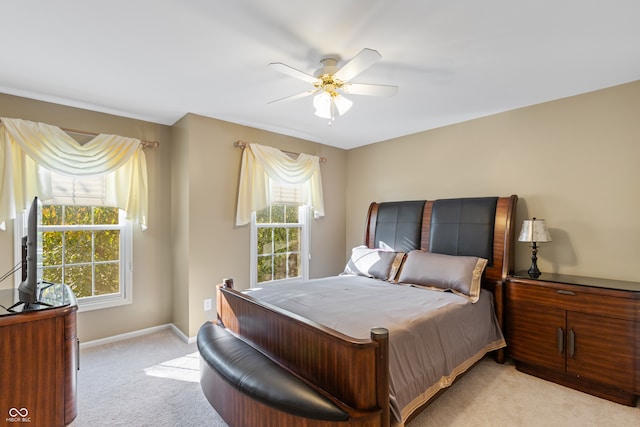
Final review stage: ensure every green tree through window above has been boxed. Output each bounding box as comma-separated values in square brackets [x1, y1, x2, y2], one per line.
[41, 205, 122, 299]
[255, 204, 302, 283]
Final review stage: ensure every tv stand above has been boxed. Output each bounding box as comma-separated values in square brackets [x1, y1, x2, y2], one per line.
[0, 284, 78, 426]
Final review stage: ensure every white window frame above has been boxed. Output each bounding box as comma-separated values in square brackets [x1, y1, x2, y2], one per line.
[250, 205, 310, 288]
[14, 207, 133, 312]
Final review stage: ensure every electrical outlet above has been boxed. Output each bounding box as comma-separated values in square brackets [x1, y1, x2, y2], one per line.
[204, 298, 212, 311]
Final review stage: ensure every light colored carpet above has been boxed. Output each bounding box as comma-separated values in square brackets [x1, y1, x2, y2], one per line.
[69, 329, 639, 427]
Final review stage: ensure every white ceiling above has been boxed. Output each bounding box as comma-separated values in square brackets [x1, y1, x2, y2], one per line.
[1, 1, 639, 150]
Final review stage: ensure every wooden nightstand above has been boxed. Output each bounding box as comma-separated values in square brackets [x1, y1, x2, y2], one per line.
[505, 271, 640, 406]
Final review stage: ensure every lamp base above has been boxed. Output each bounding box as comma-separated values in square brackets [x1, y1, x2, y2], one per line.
[528, 242, 541, 278]
[527, 266, 541, 279]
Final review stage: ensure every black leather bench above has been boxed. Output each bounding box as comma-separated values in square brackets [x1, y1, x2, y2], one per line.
[197, 321, 349, 422]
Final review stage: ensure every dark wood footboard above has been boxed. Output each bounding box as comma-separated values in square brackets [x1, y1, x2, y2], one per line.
[216, 281, 390, 427]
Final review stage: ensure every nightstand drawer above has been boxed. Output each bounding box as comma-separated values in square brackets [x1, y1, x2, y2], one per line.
[507, 281, 637, 321]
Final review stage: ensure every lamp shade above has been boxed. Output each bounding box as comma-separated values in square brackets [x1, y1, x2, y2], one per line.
[313, 91, 332, 118]
[518, 218, 552, 243]
[333, 94, 353, 115]
[313, 91, 352, 120]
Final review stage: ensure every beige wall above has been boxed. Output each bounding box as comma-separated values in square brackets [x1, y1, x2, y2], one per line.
[0, 94, 346, 342]
[170, 117, 191, 335]
[346, 81, 640, 282]
[0, 93, 174, 342]
[2, 80, 637, 342]
[170, 113, 347, 337]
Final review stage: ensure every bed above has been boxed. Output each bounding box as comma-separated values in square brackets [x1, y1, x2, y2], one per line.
[198, 195, 518, 427]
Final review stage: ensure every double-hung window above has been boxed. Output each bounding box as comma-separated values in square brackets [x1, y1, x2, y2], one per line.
[2, 118, 147, 312]
[236, 143, 324, 288]
[14, 173, 133, 311]
[250, 183, 310, 288]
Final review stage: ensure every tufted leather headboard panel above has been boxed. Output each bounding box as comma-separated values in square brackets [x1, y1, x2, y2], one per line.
[427, 197, 498, 266]
[366, 195, 518, 284]
[365, 200, 426, 252]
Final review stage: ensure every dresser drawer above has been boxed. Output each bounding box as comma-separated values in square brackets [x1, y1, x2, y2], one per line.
[507, 280, 637, 321]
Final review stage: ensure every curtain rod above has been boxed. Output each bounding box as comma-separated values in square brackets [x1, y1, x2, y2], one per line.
[62, 127, 159, 148]
[234, 140, 327, 163]
[0, 119, 159, 148]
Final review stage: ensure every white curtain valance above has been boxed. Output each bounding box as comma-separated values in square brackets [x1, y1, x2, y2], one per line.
[0, 118, 148, 229]
[236, 143, 325, 226]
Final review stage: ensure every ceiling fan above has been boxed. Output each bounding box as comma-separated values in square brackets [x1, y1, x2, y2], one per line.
[268, 48, 398, 124]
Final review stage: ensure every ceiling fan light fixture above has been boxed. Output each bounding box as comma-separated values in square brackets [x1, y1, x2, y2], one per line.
[313, 91, 353, 122]
[333, 94, 353, 115]
[269, 48, 396, 124]
[313, 91, 332, 119]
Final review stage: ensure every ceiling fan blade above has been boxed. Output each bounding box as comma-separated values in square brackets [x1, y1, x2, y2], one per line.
[333, 48, 382, 82]
[269, 62, 319, 84]
[268, 89, 318, 104]
[342, 83, 398, 97]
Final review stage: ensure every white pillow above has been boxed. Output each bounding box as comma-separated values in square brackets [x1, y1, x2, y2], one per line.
[343, 245, 406, 282]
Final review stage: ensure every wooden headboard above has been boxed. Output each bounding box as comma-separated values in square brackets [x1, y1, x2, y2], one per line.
[364, 195, 518, 284]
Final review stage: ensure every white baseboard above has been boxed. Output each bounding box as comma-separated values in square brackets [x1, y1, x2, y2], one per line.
[80, 323, 195, 349]
[170, 323, 197, 344]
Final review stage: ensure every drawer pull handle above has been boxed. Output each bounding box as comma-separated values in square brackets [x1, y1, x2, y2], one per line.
[569, 330, 575, 358]
[557, 328, 564, 354]
[556, 290, 576, 296]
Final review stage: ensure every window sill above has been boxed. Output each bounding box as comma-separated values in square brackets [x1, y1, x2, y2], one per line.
[76, 294, 132, 312]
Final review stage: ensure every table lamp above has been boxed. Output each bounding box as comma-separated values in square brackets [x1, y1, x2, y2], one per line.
[518, 217, 552, 278]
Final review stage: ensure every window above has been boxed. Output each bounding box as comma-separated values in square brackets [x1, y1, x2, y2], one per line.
[236, 144, 322, 287]
[250, 203, 309, 287]
[40, 205, 132, 310]
[14, 175, 133, 311]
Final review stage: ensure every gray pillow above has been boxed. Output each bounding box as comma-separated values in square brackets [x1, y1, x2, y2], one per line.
[397, 250, 487, 302]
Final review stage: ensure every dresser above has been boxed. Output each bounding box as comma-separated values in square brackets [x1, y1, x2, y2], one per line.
[505, 272, 639, 406]
[0, 284, 78, 426]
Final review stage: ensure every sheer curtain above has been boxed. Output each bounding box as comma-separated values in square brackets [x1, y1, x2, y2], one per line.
[236, 143, 325, 226]
[0, 117, 149, 229]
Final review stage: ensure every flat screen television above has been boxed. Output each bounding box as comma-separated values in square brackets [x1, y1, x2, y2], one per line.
[10, 196, 45, 311]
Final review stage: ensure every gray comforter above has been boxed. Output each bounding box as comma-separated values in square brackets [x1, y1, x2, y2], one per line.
[245, 275, 506, 425]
